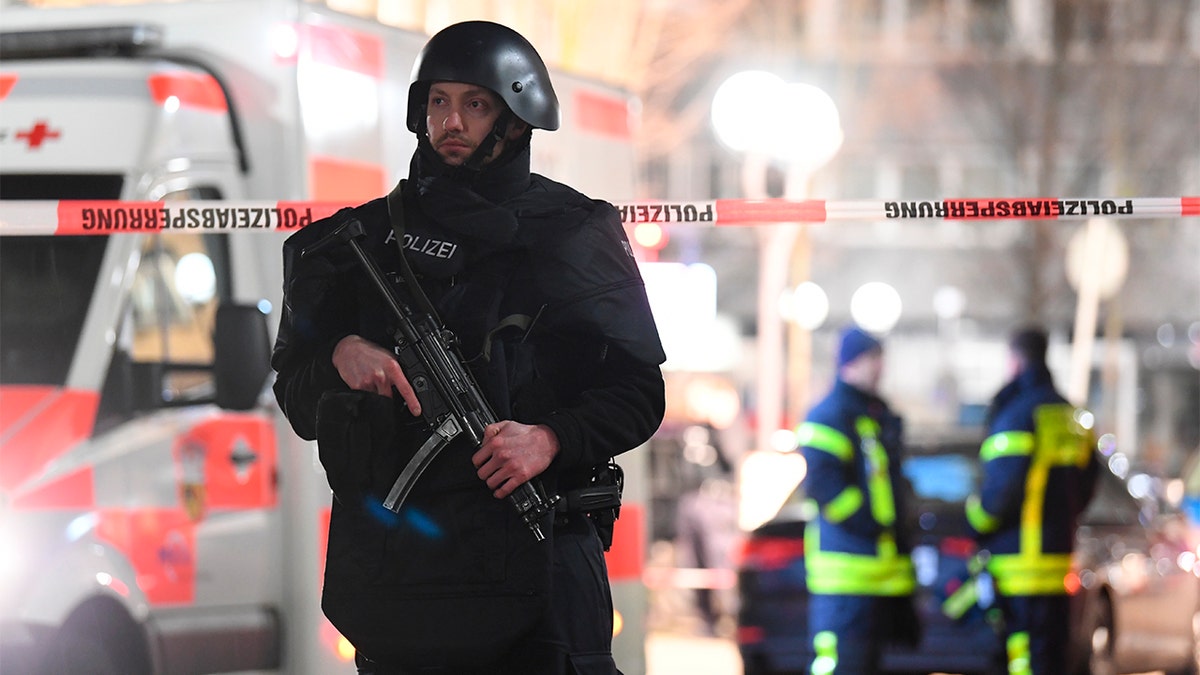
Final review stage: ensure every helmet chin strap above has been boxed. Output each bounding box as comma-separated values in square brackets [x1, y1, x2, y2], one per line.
[462, 111, 513, 172]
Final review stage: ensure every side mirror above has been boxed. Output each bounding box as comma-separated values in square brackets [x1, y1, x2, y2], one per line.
[214, 303, 271, 411]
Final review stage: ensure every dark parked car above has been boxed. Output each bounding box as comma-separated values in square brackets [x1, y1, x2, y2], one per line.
[735, 432, 1005, 675]
[736, 432, 1200, 675]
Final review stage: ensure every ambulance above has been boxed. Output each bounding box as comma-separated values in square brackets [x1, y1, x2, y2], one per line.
[0, 2, 645, 673]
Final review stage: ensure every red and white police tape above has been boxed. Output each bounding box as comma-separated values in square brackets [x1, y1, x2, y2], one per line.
[0, 196, 1196, 235]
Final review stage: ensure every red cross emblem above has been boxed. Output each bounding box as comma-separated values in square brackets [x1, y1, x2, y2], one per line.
[15, 121, 61, 149]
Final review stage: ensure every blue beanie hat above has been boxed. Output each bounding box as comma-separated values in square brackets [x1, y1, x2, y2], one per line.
[837, 325, 882, 367]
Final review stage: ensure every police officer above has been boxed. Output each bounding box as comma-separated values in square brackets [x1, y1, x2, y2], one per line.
[796, 326, 916, 675]
[271, 21, 666, 675]
[965, 326, 1098, 675]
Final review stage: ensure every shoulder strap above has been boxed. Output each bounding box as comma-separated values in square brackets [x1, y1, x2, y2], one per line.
[386, 180, 442, 321]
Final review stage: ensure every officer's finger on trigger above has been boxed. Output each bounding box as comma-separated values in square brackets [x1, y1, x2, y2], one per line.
[387, 361, 421, 415]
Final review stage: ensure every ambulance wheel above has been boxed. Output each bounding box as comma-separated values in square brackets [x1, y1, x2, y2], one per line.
[39, 597, 151, 675]
[40, 634, 121, 675]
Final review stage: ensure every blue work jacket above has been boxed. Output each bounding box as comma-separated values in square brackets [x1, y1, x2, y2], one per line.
[797, 379, 914, 597]
[966, 366, 1098, 596]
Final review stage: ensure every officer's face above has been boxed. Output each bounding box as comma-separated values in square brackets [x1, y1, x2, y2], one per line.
[426, 82, 528, 166]
[841, 349, 884, 393]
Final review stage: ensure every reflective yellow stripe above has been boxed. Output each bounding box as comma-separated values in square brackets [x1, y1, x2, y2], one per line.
[823, 486, 863, 523]
[796, 422, 853, 462]
[1035, 404, 1093, 467]
[942, 575, 979, 620]
[1007, 631, 1032, 675]
[856, 416, 896, 526]
[988, 553, 1071, 595]
[985, 405, 1092, 597]
[1021, 439, 1051, 558]
[980, 431, 1035, 462]
[805, 525, 915, 596]
[811, 631, 837, 675]
[965, 494, 1001, 534]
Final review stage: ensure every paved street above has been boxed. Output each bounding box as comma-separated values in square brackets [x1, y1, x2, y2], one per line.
[646, 632, 742, 675]
[644, 631, 1166, 675]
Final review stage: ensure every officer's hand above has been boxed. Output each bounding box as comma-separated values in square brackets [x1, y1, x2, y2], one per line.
[331, 335, 421, 415]
[472, 421, 558, 499]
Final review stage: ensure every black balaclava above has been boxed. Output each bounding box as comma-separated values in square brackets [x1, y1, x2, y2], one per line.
[398, 106, 534, 282]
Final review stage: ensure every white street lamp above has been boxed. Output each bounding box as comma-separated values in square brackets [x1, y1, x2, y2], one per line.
[850, 281, 903, 333]
[712, 71, 841, 458]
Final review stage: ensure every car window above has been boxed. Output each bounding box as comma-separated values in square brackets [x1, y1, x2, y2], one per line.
[903, 454, 977, 503]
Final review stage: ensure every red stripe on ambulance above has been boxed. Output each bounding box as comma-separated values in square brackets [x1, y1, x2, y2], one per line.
[0, 386, 98, 492]
[10, 467, 95, 509]
[174, 415, 279, 513]
[147, 72, 228, 112]
[308, 156, 388, 203]
[303, 23, 384, 78]
[96, 507, 197, 605]
[0, 73, 16, 101]
[574, 90, 632, 139]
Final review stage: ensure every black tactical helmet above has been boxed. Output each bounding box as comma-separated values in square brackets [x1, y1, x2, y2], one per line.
[407, 21, 560, 133]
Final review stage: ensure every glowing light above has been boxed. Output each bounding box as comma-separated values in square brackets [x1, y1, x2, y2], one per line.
[95, 572, 130, 597]
[270, 23, 301, 60]
[163, 95, 180, 113]
[175, 252, 217, 304]
[933, 285, 966, 320]
[633, 222, 666, 250]
[336, 635, 357, 662]
[770, 428, 798, 453]
[1108, 453, 1130, 479]
[1127, 473, 1154, 500]
[850, 282, 902, 333]
[781, 281, 829, 330]
[712, 71, 842, 170]
[1097, 433, 1118, 456]
[711, 71, 787, 154]
[612, 609, 624, 637]
[738, 450, 807, 530]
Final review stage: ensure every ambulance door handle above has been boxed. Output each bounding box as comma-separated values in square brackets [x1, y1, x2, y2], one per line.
[230, 442, 259, 471]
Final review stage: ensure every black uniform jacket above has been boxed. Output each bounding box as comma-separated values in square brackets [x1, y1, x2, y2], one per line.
[271, 146, 667, 494]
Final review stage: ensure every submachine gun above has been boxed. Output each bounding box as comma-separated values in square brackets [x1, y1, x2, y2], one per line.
[302, 218, 559, 541]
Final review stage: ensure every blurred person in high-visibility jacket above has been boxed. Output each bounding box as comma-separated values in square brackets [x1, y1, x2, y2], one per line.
[797, 325, 917, 675]
[965, 326, 1098, 675]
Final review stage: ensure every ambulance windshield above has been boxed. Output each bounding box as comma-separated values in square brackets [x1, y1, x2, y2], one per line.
[0, 172, 120, 386]
[0, 236, 107, 385]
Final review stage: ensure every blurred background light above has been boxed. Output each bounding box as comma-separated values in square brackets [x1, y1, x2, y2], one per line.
[850, 281, 902, 333]
[780, 281, 828, 330]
